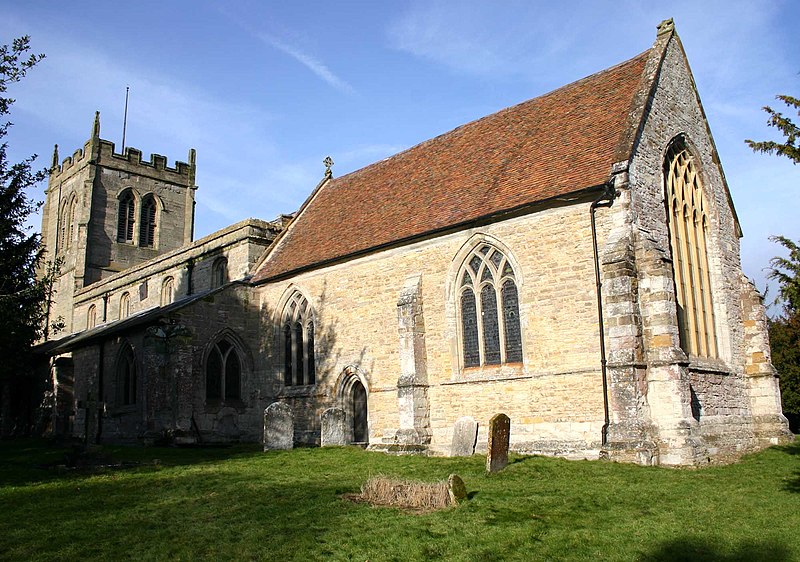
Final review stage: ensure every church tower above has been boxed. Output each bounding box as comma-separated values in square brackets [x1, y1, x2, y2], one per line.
[40, 113, 197, 335]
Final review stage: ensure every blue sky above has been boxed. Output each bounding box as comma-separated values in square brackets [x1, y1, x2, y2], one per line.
[2, 0, 798, 302]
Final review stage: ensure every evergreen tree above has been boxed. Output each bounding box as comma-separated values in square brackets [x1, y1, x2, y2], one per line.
[747, 95, 800, 430]
[745, 95, 799, 165]
[0, 36, 49, 436]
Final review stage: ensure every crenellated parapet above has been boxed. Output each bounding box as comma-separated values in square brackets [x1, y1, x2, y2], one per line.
[48, 112, 195, 188]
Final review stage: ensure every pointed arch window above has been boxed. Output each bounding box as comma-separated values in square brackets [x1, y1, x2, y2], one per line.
[282, 291, 316, 386]
[87, 304, 97, 330]
[161, 276, 175, 306]
[206, 338, 242, 401]
[458, 244, 522, 368]
[117, 344, 137, 406]
[119, 292, 131, 319]
[211, 257, 228, 288]
[117, 190, 135, 243]
[665, 140, 718, 358]
[140, 195, 157, 247]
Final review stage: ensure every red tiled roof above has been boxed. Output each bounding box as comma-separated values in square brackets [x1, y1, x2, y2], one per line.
[254, 50, 651, 283]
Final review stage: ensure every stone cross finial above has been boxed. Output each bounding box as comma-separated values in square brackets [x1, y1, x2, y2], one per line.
[323, 156, 334, 176]
[657, 18, 675, 36]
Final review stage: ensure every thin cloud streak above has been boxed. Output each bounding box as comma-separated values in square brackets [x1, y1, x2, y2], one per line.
[258, 33, 356, 95]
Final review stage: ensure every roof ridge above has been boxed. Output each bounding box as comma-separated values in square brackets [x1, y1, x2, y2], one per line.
[331, 49, 652, 186]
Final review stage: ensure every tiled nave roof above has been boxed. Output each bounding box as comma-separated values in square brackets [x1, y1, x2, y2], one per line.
[253, 47, 655, 283]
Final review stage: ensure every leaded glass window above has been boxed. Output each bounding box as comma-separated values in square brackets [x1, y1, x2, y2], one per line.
[457, 243, 523, 368]
[281, 291, 316, 386]
[117, 344, 137, 406]
[206, 338, 242, 401]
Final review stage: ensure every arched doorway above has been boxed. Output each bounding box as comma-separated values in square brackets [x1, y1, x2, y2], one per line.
[352, 379, 368, 444]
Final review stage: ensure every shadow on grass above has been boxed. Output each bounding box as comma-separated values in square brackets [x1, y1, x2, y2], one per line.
[641, 538, 791, 561]
[0, 438, 262, 486]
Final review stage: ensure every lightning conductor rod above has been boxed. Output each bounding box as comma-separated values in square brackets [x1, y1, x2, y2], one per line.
[121, 85, 130, 152]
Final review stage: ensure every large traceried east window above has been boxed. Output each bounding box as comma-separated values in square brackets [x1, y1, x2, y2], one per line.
[665, 140, 718, 358]
[458, 244, 523, 368]
[282, 291, 316, 386]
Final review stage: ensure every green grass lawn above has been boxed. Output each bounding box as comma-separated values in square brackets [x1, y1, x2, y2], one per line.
[1, 438, 798, 561]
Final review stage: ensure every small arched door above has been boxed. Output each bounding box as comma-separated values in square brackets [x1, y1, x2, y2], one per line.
[352, 379, 368, 444]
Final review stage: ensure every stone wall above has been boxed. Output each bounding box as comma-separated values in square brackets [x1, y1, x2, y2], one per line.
[257, 201, 611, 456]
[72, 284, 271, 443]
[611, 33, 791, 463]
[72, 219, 280, 331]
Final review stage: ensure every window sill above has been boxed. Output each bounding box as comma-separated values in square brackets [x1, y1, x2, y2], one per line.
[687, 356, 732, 376]
[447, 363, 527, 384]
[204, 399, 246, 412]
[279, 384, 318, 398]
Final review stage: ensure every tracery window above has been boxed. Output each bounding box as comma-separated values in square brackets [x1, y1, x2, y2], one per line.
[58, 197, 76, 252]
[139, 194, 157, 247]
[119, 292, 131, 319]
[161, 276, 175, 306]
[117, 190, 135, 243]
[205, 338, 242, 402]
[282, 291, 315, 386]
[87, 304, 97, 330]
[211, 257, 228, 288]
[458, 244, 523, 368]
[117, 344, 137, 406]
[665, 140, 718, 358]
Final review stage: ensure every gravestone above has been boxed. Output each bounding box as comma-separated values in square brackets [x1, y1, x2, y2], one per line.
[486, 413, 510, 473]
[321, 407, 347, 446]
[447, 474, 467, 504]
[263, 402, 293, 451]
[450, 416, 479, 456]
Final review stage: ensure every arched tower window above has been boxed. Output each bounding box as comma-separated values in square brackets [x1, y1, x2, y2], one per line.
[87, 304, 97, 330]
[117, 190, 135, 243]
[211, 257, 228, 288]
[117, 344, 137, 406]
[665, 140, 718, 358]
[457, 243, 522, 368]
[205, 338, 242, 402]
[119, 292, 131, 319]
[281, 291, 315, 386]
[161, 276, 175, 306]
[139, 195, 157, 247]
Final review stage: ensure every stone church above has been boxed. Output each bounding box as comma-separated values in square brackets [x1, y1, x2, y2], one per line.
[37, 21, 791, 465]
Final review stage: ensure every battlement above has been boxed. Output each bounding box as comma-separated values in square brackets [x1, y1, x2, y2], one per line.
[48, 112, 196, 186]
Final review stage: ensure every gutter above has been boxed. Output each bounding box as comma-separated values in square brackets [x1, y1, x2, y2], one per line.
[590, 181, 617, 448]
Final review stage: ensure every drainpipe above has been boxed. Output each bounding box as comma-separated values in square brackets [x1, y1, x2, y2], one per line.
[590, 181, 617, 448]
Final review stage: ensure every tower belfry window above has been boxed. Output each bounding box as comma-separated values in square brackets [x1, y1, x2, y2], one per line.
[140, 195, 156, 247]
[117, 191, 135, 243]
[665, 141, 718, 358]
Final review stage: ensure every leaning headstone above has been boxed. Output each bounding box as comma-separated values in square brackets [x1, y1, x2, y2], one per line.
[485, 413, 510, 473]
[263, 402, 293, 451]
[447, 474, 467, 504]
[450, 416, 479, 456]
[321, 407, 347, 446]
